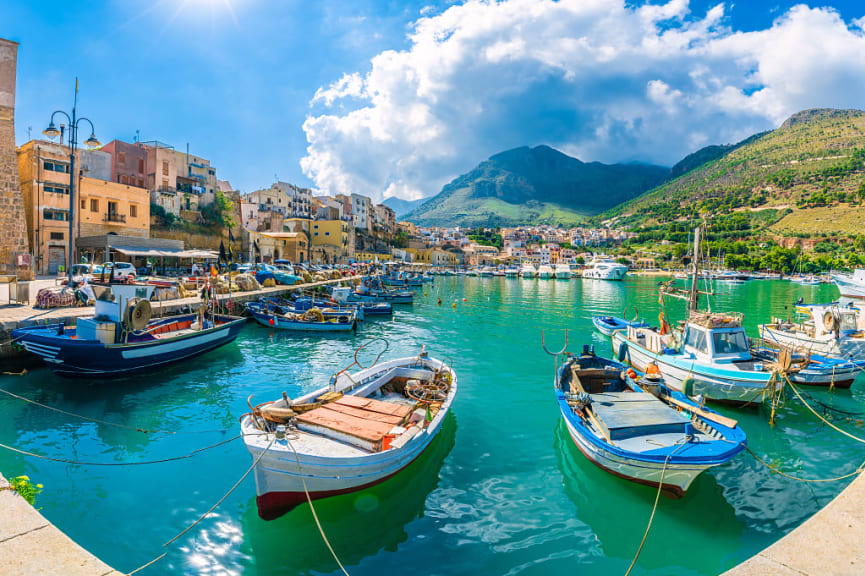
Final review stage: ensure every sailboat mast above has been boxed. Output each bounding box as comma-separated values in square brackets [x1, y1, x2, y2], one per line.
[689, 227, 701, 313]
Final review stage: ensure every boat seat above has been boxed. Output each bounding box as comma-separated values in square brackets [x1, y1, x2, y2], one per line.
[591, 392, 691, 441]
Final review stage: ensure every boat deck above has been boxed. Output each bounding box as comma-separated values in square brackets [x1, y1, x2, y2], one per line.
[590, 391, 694, 447]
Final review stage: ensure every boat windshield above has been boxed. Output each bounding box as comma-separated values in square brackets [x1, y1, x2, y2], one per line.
[684, 327, 708, 354]
[712, 330, 749, 355]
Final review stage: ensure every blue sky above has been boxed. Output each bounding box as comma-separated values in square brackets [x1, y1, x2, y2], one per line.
[3, 1, 865, 200]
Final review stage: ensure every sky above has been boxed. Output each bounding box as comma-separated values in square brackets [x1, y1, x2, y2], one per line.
[3, 0, 865, 203]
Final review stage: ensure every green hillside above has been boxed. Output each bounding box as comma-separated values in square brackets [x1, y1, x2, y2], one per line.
[605, 109, 865, 231]
[404, 145, 668, 227]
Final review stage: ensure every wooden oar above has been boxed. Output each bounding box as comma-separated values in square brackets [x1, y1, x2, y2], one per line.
[662, 395, 738, 429]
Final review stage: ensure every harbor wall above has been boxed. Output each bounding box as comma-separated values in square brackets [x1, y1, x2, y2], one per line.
[0, 473, 124, 575]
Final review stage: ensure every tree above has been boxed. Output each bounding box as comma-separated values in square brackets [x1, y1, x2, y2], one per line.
[201, 190, 235, 228]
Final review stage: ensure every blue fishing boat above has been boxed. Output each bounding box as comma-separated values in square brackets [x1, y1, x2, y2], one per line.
[556, 347, 745, 496]
[592, 316, 650, 337]
[350, 278, 414, 304]
[246, 301, 357, 332]
[251, 298, 364, 321]
[12, 284, 245, 378]
[291, 295, 393, 317]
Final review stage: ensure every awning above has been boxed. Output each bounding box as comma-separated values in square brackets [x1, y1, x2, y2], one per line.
[112, 246, 219, 259]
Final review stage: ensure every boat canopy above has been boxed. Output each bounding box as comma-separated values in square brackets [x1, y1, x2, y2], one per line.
[112, 246, 219, 259]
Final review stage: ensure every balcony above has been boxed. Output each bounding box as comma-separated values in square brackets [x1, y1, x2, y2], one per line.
[156, 186, 177, 196]
[104, 213, 127, 223]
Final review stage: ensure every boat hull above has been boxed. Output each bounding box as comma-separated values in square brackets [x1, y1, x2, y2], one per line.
[562, 413, 707, 497]
[833, 273, 865, 298]
[249, 310, 355, 332]
[760, 325, 865, 359]
[13, 316, 245, 378]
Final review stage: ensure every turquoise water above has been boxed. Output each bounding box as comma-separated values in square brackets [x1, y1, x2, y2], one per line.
[2, 276, 865, 575]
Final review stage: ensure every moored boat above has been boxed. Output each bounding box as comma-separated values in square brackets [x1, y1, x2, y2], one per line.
[247, 302, 357, 332]
[759, 303, 865, 359]
[581, 258, 627, 280]
[537, 264, 555, 279]
[591, 315, 649, 337]
[833, 269, 865, 298]
[555, 347, 745, 496]
[554, 263, 572, 279]
[12, 284, 245, 377]
[519, 263, 537, 278]
[241, 349, 457, 520]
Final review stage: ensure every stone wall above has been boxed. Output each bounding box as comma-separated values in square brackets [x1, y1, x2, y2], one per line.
[0, 38, 31, 278]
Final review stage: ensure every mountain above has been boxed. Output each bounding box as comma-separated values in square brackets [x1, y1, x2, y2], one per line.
[382, 196, 427, 218]
[668, 131, 770, 180]
[604, 108, 865, 236]
[403, 145, 669, 227]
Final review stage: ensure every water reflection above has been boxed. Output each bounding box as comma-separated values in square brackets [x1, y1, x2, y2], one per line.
[244, 414, 457, 574]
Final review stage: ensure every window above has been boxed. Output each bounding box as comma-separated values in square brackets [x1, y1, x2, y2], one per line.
[80, 199, 86, 210]
[44, 184, 69, 194]
[129, 204, 137, 218]
[138, 159, 145, 173]
[43, 208, 68, 221]
[90, 199, 99, 212]
[685, 327, 708, 354]
[162, 160, 169, 176]
[42, 160, 68, 173]
[162, 179, 169, 189]
[50, 232, 64, 240]
[120, 175, 128, 184]
[118, 152, 126, 164]
[712, 331, 749, 355]
[137, 178, 144, 187]
[108, 201, 118, 214]
[324, 231, 330, 236]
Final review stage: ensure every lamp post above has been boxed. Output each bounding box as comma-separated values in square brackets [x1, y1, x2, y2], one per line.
[42, 79, 100, 285]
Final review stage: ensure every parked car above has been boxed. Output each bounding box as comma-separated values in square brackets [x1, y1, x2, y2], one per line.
[98, 262, 137, 281]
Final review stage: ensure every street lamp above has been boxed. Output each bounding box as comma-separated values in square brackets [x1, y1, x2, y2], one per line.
[42, 79, 100, 285]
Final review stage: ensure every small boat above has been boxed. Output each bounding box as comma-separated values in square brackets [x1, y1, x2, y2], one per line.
[759, 303, 865, 359]
[582, 258, 627, 281]
[241, 348, 457, 520]
[554, 263, 572, 279]
[538, 264, 555, 279]
[750, 342, 865, 389]
[247, 302, 357, 332]
[12, 284, 245, 377]
[256, 297, 365, 321]
[833, 269, 865, 298]
[519, 263, 537, 278]
[592, 316, 650, 337]
[492, 269, 506, 277]
[294, 293, 393, 317]
[505, 266, 520, 277]
[556, 347, 745, 496]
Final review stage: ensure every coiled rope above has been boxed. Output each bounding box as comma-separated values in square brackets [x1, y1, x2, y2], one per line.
[286, 435, 351, 576]
[128, 435, 276, 574]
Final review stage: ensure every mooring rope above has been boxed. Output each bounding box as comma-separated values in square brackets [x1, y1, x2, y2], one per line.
[0, 385, 231, 435]
[0, 434, 243, 466]
[786, 377, 865, 445]
[286, 435, 351, 576]
[745, 446, 865, 483]
[623, 453, 672, 576]
[128, 435, 276, 574]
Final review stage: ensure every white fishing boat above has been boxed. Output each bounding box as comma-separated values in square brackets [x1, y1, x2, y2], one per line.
[581, 258, 627, 281]
[537, 264, 555, 279]
[833, 269, 865, 298]
[759, 303, 865, 359]
[520, 263, 537, 278]
[554, 263, 572, 279]
[241, 349, 457, 520]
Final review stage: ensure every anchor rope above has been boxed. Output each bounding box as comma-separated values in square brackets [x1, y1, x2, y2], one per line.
[0, 434, 249, 466]
[286, 435, 351, 576]
[0, 385, 231, 435]
[128, 435, 276, 574]
[785, 377, 865, 445]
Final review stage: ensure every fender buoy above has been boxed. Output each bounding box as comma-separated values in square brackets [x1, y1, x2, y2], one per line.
[269, 317, 275, 326]
[452, 302, 457, 309]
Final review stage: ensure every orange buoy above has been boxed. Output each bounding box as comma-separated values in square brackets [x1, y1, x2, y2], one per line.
[626, 368, 637, 379]
[646, 363, 661, 378]
[452, 302, 457, 309]
[462, 298, 467, 302]
[437, 297, 442, 305]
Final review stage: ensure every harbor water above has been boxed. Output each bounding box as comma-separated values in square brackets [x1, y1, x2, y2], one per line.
[1, 276, 863, 575]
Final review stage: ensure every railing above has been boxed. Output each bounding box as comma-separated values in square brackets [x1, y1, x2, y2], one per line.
[103, 213, 126, 223]
[156, 186, 177, 195]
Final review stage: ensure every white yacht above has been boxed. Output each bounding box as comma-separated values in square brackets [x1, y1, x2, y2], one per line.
[504, 266, 520, 277]
[519, 263, 537, 278]
[833, 269, 865, 298]
[554, 263, 572, 279]
[581, 258, 627, 281]
[537, 264, 555, 279]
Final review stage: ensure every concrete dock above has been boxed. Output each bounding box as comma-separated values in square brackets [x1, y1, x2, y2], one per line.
[721, 472, 865, 576]
[0, 474, 124, 575]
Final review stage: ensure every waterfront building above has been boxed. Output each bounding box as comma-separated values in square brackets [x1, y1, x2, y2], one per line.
[350, 193, 372, 231]
[310, 219, 353, 263]
[101, 140, 147, 188]
[17, 140, 149, 274]
[172, 148, 218, 210]
[143, 141, 180, 216]
[374, 204, 396, 236]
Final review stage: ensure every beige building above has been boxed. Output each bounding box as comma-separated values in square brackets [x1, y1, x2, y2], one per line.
[18, 140, 149, 274]
[145, 143, 180, 216]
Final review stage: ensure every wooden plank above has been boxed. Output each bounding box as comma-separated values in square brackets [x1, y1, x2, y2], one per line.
[335, 395, 413, 418]
[663, 395, 738, 429]
[320, 402, 404, 426]
[296, 408, 393, 443]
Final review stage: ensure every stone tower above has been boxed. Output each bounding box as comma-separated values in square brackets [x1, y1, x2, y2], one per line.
[0, 38, 31, 279]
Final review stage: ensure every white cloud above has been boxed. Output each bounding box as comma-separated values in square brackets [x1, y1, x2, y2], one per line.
[301, 0, 865, 201]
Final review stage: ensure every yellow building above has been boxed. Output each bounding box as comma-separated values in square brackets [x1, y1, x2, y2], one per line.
[355, 251, 392, 263]
[310, 219, 353, 264]
[257, 231, 308, 263]
[18, 140, 149, 274]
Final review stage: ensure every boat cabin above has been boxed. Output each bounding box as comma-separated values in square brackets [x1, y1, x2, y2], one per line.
[779, 304, 865, 338]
